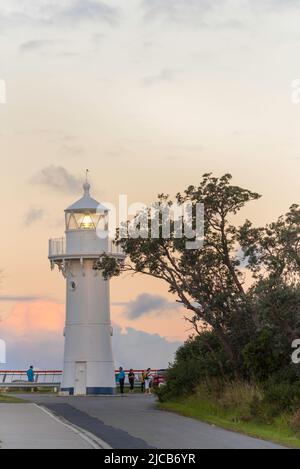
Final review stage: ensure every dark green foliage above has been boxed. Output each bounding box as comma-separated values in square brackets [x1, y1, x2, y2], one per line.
[157, 332, 233, 402]
[290, 410, 300, 435]
[249, 380, 300, 424]
[95, 174, 300, 414]
[242, 329, 289, 382]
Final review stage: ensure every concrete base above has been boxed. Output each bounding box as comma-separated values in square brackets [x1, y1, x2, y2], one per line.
[58, 391, 70, 397]
[61, 387, 116, 396]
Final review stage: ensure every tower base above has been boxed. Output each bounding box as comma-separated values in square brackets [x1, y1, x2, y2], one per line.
[61, 387, 116, 396]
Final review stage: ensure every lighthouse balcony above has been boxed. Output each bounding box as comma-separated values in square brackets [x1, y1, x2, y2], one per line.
[48, 236, 124, 260]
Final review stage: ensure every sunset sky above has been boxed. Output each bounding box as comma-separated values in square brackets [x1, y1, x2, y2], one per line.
[0, 0, 300, 369]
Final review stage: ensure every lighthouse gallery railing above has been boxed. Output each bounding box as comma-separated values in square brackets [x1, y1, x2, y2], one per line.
[49, 238, 124, 257]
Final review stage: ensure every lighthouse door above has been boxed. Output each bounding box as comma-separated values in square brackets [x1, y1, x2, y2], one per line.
[74, 362, 87, 395]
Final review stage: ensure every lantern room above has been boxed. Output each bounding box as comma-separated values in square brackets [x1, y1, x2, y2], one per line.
[64, 181, 109, 255]
[65, 182, 108, 232]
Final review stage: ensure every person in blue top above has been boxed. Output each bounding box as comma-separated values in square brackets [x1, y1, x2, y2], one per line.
[118, 367, 126, 394]
[27, 366, 34, 383]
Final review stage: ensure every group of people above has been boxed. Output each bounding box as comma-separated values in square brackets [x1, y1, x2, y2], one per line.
[27, 365, 153, 395]
[117, 367, 152, 395]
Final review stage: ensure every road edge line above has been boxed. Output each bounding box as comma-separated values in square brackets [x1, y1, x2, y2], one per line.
[34, 403, 112, 450]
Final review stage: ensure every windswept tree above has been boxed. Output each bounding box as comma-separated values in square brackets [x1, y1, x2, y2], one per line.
[239, 205, 300, 344]
[239, 204, 300, 284]
[95, 174, 261, 375]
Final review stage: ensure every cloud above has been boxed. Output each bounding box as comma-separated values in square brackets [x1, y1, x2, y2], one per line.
[0, 301, 65, 337]
[0, 295, 47, 303]
[142, 0, 300, 26]
[0, 1, 119, 29]
[24, 207, 45, 226]
[125, 293, 179, 319]
[2, 337, 64, 370]
[142, 0, 220, 23]
[142, 68, 180, 86]
[255, 0, 300, 9]
[31, 166, 82, 194]
[54, 0, 119, 25]
[0, 300, 181, 369]
[60, 137, 85, 157]
[112, 325, 181, 369]
[19, 40, 53, 54]
[0, 300, 65, 369]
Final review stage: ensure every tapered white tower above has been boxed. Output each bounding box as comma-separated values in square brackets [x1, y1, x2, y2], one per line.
[49, 181, 122, 395]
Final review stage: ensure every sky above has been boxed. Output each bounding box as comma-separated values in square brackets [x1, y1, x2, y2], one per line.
[0, 0, 300, 369]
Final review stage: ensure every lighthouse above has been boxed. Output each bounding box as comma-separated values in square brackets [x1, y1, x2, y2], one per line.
[49, 179, 122, 395]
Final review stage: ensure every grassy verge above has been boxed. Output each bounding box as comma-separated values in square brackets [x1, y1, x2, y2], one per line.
[6, 387, 58, 394]
[0, 395, 27, 404]
[159, 395, 300, 449]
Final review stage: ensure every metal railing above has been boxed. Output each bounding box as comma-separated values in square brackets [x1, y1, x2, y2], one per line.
[49, 238, 66, 257]
[49, 238, 124, 258]
[0, 369, 162, 386]
[0, 370, 62, 385]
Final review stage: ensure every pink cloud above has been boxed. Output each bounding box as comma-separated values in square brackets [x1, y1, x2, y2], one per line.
[1, 301, 64, 338]
[0, 300, 181, 369]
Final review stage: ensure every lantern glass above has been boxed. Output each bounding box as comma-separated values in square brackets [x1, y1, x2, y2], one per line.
[66, 212, 107, 231]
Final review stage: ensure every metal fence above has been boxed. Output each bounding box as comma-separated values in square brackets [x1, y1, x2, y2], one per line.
[0, 369, 161, 386]
[0, 370, 62, 384]
[49, 238, 66, 257]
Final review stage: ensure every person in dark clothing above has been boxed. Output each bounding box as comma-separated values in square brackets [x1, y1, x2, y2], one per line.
[118, 367, 126, 394]
[128, 369, 135, 393]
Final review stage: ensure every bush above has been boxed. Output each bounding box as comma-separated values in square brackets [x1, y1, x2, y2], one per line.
[290, 410, 300, 435]
[249, 395, 271, 424]
[156, 331, 234, 402]
[156, 357, 201, 402]
[264, 381, 300, 414]
[242, 328, 290, 383]
[249, 381, 300, 423]
[218, 381, 262, 414]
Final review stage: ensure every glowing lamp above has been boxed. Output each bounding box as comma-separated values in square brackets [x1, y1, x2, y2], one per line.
[80, 214, 94, 229]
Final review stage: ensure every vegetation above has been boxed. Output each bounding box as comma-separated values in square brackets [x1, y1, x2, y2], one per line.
[0, 395, 27, 403]
[95, 173, 300, 443]
[160, 383, 300, 449]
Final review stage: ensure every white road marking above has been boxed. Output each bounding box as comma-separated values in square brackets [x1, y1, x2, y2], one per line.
[34, 404, 112, 450]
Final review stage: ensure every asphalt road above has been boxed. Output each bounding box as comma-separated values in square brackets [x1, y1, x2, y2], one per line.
[17, 393, 284, 449]
[0, 404, 95, 449]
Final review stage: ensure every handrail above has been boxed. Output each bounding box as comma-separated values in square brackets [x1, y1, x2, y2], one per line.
[0, 370, 62, 373]
[0, 369, 166, 387]
[0, 369, 163, 374]
[49, 238, 124, 258]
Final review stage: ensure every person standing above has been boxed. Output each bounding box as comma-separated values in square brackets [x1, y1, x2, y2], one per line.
[128, 369, 135, 393]
[144, 368, 152, 395]
[27, 366, 35, 383]
[118, 366, 126, 394]
[141, 370, 146, 393]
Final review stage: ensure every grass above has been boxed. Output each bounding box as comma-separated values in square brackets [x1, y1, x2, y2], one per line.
[0, 395, 27, 404]
[158, 384, 300, 449]
[6, 387, 58, 394]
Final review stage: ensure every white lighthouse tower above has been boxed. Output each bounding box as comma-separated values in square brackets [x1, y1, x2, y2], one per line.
[49, 178, 122, 395]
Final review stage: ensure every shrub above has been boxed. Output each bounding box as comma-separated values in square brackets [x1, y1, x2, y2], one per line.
[242, 328, 289, 383]
[218, 381, 262, 414]
[290, 410, 300, 435]
[263, 381, 300, 415]
[249, 381, 300, 423]
[156, 331, 232, 402]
